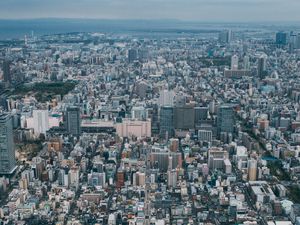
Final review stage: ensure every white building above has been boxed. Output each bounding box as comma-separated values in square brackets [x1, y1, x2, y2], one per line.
[32, 110, 49, 136]
[158, 90, 175, 107]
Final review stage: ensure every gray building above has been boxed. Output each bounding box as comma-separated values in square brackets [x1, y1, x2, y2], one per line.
[0, 113, 16, 175]
[198, 130, 212, 143]
[2, 60, 11, 84]
[174, 105, 195, 130]
[195, 106, 208, 125]
[160, 106, 174, 139]
[217, 105, 235, 137]
[66, 106, 81, 136]
[257, 54, 267, 80]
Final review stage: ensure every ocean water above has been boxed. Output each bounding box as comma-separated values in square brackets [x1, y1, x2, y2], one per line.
[0, 19, 223, 40]
[0, 19, 299, 40]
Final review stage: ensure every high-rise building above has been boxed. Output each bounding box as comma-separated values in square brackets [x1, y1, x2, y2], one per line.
[276, 31, 288, 45]
[160, 106, 174, 139]
[0, 113, 16, 175]
[2, 60, 11, 84]
[257, 54, 267, 79]
[248, 159, 257, 181]
[150, 149, 182, 172]
[243, 55, 250, 70]
[198, 130, 212, 143]
[297, 33, 300, 49]
[194, 106, 208, 124]
[217, 105, 235, 137]
[66, 106, 81, 136]
[208, 148, 229, 171]
[218, 30, 232, 43]
[128, 49, 138, 63]
[158, 90, 175, 107]
[174, 105, 195, 130]
[167, 169, 177, 188]
[31, 156, 44, 180]
[231, 54, 239, 70]
[33, 110, 49, 136]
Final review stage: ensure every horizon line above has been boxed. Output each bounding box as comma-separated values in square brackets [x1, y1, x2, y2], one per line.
[0, 17, 300, 24]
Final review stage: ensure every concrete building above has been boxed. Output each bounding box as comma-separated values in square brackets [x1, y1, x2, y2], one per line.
[248, 158, 257, 181]
[217, 105, 235, 137]
[33, 110, 49, 136]
[116, 119, 151, 138]
[65, 106, 81, 136]
[160, 106, 174, 139]
[0, 113, 16, 175]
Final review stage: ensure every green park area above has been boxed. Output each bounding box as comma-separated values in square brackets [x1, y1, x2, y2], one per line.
[10, 81, 77, 102]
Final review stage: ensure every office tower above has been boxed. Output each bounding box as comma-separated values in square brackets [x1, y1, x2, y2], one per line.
[248, 159, 257, 181]
[0, 113, 16, 175]
[257, 54, 267, 79]
[138, 49, 149, 62]
[217, 105, 235, 137]
[195, 106, 208, 126]
[128, 49, 138, 63]
[174, 105, 195, 130]
[135, 171, 146, 186]
[33, 110, 49, 136]
[66, 106, 81, 136]
[131, 106, 147, 120]
[160, 106, 174, 139]
[117, 169, 125, 188]
[158, 90, 175, 107]
[150, 150, 182, 172]
[208, 148, 229, 170]
[218, 30, 232, 43]
[31, 156, 44, 180]
[276, 31, 288, 45]
[243, 55, 250, 70]
[231, 54, 239, 70]
[88, 172, 106, 187]
[69, 166, 80, 188]
[297, 33, 300, 49]
[198, 130, 212, 143]
[167, 169, 177, 188]
[2, 60, 11, 84]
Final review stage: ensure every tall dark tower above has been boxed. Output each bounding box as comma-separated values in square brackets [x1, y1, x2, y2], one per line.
[160, 106, 174, 139]
[2, 60, 11, 84]
[217, 105, 235, 137]
[257, 54, 267, 80]
[65, 106, 81, 136]
[0, 113, 16, 175]
[276, 31, 287, 45]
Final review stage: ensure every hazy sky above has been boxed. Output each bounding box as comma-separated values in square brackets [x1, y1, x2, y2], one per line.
[0, 0, 300, 22]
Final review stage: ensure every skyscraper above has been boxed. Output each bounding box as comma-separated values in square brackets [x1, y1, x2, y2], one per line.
[160, 106, 174, 139]
[217, 105, 235, 137]
[248, 158, 257, 181]
[276, 31, 287, 45]
[158, 90, 175, 107]
[257, 54, 267, 80]
[128, 49, 138, 63]
[0, 113, 16, 175]
[2, 60, 11, 84]
[174, 105, 195, 130]
[231, 54, 239, 70]
[195, 106, 208, 125]
[218, 30, 232, 43]
[66, 106, 81, 136]
[33, 110, 49, 136]
[243, 55, 250, 70]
